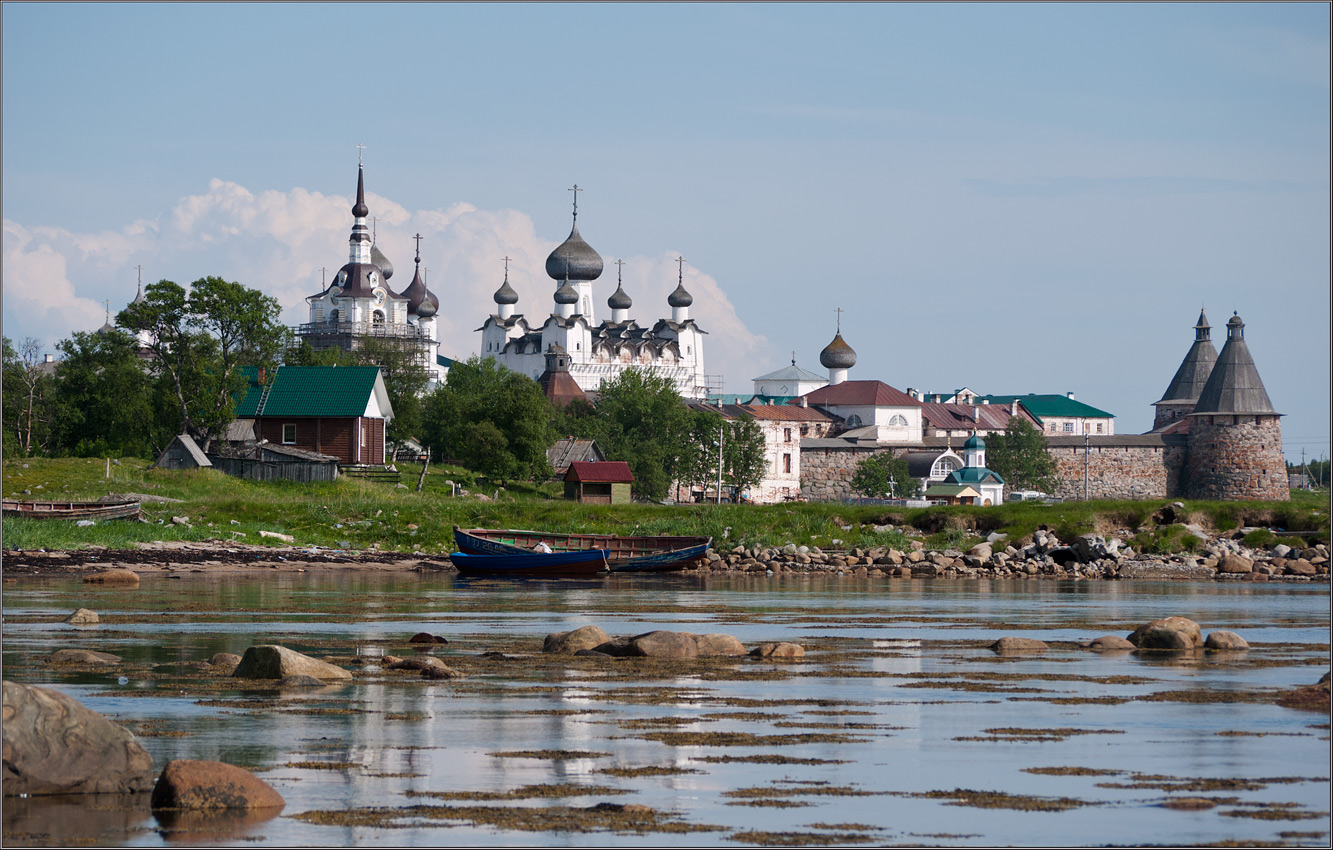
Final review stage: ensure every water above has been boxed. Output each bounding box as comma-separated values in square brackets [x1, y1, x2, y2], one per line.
[3, 573, 1329, 846]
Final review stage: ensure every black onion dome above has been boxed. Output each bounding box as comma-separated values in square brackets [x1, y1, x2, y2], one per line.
[554, 279, 579, 305]
[494, 271, 519, 305]
[820, 333, 857, 369]
[668, 282, 693, 308]
[371, 243, 394, 281]
[608, 283, 632, 310]
[545, 221, 603, 281]
[352, 166, 369, 218]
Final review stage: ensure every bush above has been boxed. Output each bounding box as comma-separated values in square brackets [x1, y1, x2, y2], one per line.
[1242, 528, 1277, 548]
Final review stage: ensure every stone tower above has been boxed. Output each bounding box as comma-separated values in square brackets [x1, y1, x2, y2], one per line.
[1153, 309, 1217, 430]
[1185, 313, 1288, 500]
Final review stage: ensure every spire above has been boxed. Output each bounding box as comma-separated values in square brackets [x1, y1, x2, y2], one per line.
[1191, 312, 1278, 416]
[1155, 308, 1219, 406]
[347, 160, 372, 266]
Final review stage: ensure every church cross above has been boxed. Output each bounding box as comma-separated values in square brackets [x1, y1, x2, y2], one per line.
[320, 267, 328, 286]
[835, 307, 843, 332]
[677, 256, 686, 282]
[791, 349, 796, 366]
[569, 184, 582, 218]
[104, 299, 110, 323]
[502, 255, 511, 275]
[356, 143, 366, 165]
[413, 232, 423, 258]
[134, 265, 144, 286]
[615, 258, 625, 283]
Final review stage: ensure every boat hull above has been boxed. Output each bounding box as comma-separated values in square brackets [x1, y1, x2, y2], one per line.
[2, 500, 141, 521]
[453, 528, 711, 572]
[449, 549, 611, 577]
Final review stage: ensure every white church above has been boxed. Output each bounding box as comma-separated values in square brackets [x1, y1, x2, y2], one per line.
[479, 188, 709, 399]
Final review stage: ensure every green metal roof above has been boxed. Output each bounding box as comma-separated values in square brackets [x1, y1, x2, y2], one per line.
[233, 366, 264, 417]
[946, 467, 1004, 486]
[924, 484, 979, 498]
[975, 394, 1113, 422]
[239, 366, 386, 418]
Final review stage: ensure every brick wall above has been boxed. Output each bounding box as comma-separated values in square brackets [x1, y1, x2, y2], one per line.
[1048, 442, 1186, 500]
[799, 445, 888, 502]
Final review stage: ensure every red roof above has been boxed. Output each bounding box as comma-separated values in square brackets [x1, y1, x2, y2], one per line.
[741, 404, 837, 422]
[800, 380, 920, 407]
[565, 461, 634, 483]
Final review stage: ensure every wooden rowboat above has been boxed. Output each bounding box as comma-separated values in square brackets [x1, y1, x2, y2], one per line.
[453, 527, 712, 573]
[2, 499, 141, 521]
[449, 548, 612, 577]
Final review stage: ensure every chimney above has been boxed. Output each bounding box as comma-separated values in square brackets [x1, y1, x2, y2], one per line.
[44, 354, 54, 363]
[973, 406, 980, 422]
[258, 366, 266, 386]
[1067, 391, 1075, 400]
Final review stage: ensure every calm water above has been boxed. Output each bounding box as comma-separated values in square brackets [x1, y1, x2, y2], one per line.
[2, 573, 1329, 847]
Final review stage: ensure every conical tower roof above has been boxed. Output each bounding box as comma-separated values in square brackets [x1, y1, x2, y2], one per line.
[1190, 312, 1278, 415]
[1155, 309, 1218, 404]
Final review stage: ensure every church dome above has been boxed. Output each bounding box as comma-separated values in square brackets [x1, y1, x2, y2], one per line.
[545, 221, 603, 282]
[608, 283, 632, 310]
[401, 248, 437, 318]
[494, 271, 519, 305]
[554, 279, 579, 305]
[820, 333, 857, 369]
[964, 432, 985, 451]
[371, 243, 394, 282]
[668, 282, 693, 308]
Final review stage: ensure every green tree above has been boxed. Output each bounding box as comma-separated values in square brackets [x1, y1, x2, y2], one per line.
[2, 336, 55, 457]
[723, 417, 768, 497]
[118, 277, 288, 451]
[562, 369, 691, 501]
[851, 452, 920, 498]
[286, 339, 429, 445]
[986, 418, 1058, 493]
[50, 329, 158, 457]
[421, 356, 554, 483]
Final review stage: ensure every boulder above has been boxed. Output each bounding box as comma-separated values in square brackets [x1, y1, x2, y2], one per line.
[1216, 554, 1254, 574]
[1204, 631, 1249, 651]
[83, 569, 139, 585]
[628, 631, 699, 660]
[543, 625, 612, 654]
[694, 634, 747, 657]
[749, 642, 804, 660]
[408, 633, 448, 644]
[206, 653, 242, 669]
[1128, 617, 1202, 650]
[1085, 635, 1136, 651]
[990, 637, 1049, 654]
[231, 645, 351, 681]
[150, 759, 283, 810]
[64, 608, 99, 626]
[2, 681, 155, 796]
[386, 656, 451, 673]
[48, 648, 121, 666]
[967, 543, 993, 561]
[591, 637, 635, 657]
[1285, 559, 1317, 576]
[420, 665, 464, 680]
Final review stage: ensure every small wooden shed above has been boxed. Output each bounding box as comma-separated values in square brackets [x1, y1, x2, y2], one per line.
[564, 461, 634, 505]
[156, 434, 212, 470]
[208, 443, 340, 483]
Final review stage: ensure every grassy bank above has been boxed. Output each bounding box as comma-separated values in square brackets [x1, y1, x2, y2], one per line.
[3, 457, 1327, 555]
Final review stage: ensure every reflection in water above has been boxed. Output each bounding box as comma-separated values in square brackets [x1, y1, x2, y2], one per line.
[0, 574, 1328, 847]
[153, 805, 283, 844]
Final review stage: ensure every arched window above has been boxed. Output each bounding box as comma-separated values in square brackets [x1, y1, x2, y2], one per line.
[846, 414, 863, 427]
[931, 457, 960, 479]
[372, 310, 385, 326]
[888, 414, 908, 427]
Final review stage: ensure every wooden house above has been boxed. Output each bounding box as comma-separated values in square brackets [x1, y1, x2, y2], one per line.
[208, 443, 341, 483]
[547, 437, 605, 477]
[564, 461, 634, 504]
[156, 434, 212, 469]
[235, 366, 395, 465]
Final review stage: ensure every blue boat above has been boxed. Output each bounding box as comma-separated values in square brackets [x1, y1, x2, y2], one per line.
[453, 527, 712, 573]
[449, 548, 612, 577]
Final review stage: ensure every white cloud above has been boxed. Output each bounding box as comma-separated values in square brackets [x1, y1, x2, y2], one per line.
[1, 179, 775, 393]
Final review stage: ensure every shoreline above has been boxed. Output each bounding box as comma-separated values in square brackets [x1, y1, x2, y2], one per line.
[2, 538, 1327, 583]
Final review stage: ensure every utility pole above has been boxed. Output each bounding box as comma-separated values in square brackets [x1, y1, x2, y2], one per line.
[1083, 431, 1090, 501]
[717, 424, 724, 505]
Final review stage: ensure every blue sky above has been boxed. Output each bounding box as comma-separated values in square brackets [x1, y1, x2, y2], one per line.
[4, 3, 1328, 461]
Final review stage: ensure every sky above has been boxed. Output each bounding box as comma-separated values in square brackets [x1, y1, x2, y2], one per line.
[3, 3, 1328, 462]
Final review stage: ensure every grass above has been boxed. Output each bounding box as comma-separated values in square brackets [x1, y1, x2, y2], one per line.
[3, 457, 1327, 555]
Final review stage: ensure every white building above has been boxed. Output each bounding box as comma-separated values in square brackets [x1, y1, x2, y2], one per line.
[298, 165, 446, 384]
[479, 193, 708, 399]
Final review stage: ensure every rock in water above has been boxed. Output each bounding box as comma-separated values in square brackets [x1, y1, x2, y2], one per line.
[231, 645, 351, 681]
[694, 634, 747, 657]
[150, 759, 284, 810]
[1127, 617, 1203, 650]
[2, 681, 154, 796]
[628, 631, 699, 659]
[1204, 630, 1250, 650]
[543, 625, 612, 654]
[990, 637, 1049, 654]
[1085, 635, 1136, 651]
[65, 608, 99, 625]
[47, 648, 121, 666]
[83, 569, 139, 585]
[749, 642, 805, 660]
